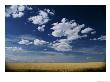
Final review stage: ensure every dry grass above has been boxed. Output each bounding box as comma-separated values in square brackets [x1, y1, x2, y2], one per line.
[5, 62, 106, 72]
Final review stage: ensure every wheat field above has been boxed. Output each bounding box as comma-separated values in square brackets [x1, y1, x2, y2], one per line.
[5, 62, 106, 72]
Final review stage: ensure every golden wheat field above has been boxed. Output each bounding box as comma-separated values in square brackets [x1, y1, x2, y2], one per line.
[5, 62, 106, 72]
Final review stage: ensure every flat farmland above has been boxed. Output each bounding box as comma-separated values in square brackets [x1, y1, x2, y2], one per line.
[5, 62, 106, 72]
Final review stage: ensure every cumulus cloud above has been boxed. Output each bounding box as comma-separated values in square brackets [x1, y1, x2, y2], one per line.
[17, 37, 49, 46]
[50, 38, 72, 51]
[38, 25, 45, 31]
[44, 9, 54, 15]
[50, 18, 95, 51]
[91, 31, 96, 34]
[18, 39, 32, 45]
[81, 27, 94, 34]
[28, 9, 54, 31]
[12, 12, 24, 18]
[98, 35, 106, 40]
[90, 35, 106, 41]
[33, 39, 48, 46]
[16, 34, 49, 46]
[51, 39, 72, 52]
[5, 5, 32, 18]
[51, 18, 87, 40]
[28, 15, 48, 25]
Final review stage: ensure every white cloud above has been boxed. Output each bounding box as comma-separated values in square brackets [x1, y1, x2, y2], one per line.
[90, 38, 97, 40]
[6, 47, 23, 51]
[17, 35, 49, 46]
[58, 39, 70, 43]
[28, 15, 49, 25]
[90, 35, 106, 41]
[67, 24, 86, 40]
[51, 18, 85, 40]
[51, 39, 72, 52]
[12, 12, 24, 18]
[38, 25, 45, 31]
[44, 9, 54, 15]
[28, 9, 54, 31]
[5, 5, 32, 18]
[18, 5, 25, 11]
[34, 39, 48, 46]
[18, 39, 32, 45]
[91, 31, 96, 34]
[81, 27, 94, 34]
[50, 18, 95, 51]
[50, 39, 72, 52]
[98, 35, 106, 40]
[26, 6, 33, 10]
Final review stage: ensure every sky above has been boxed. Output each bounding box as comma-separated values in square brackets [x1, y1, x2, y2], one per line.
[5, 5, 106, 63]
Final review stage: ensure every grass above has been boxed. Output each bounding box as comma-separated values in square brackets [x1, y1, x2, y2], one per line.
[5, 62, 106, 72]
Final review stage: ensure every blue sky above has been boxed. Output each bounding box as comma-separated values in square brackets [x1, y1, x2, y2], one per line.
[5, 5, 106, 63]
